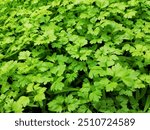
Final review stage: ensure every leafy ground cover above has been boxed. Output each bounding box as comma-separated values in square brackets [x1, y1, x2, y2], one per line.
[0, 0, 150, 112]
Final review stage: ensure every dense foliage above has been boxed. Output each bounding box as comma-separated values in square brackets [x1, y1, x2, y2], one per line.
[0, 0, 150, 113]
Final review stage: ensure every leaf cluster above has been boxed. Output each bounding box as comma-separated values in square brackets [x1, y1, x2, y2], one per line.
[0, 0, 150, 112]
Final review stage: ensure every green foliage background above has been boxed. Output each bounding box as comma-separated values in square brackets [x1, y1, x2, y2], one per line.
[0, 0, 150, 112]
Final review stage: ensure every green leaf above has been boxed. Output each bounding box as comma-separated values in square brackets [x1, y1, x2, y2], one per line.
[89, 90, 102, 102]
[51, 77, 64, 91]
[89, 66, 107, 78]
[12, 102, 23, 113]
[65, 95, 80, 112]
[77, 105, 89, 113]
[122, 76, 134, 87]
[17, 96, 30, 107]
[12, 96, 30, 112]
[66, 72, 78, 82]
[128, 0, 139, 6]
[48, 96, 64, 112]
[37, 62, 52, 72]
[124, 10, 137, 18]
[68, 102, 79, 112]
[106, 82, 118, 92]
[79, 49, 92, 61]
[96, 0, 109, 8]
[27, 83, 34, 93]
[48, 104, 63, 112]
[76, 36, 88, 47]
[66, 44, 80, 59]
[18, 51, 31, 60]
[0, 61, 17, 75]
[1, 82, 10, 93]
[0, 53, 4, 59]
[133, 79, 145, 89]
[34, 93, 45, 102]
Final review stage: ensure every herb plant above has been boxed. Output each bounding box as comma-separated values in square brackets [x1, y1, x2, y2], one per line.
[0, 0, 150, 113]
